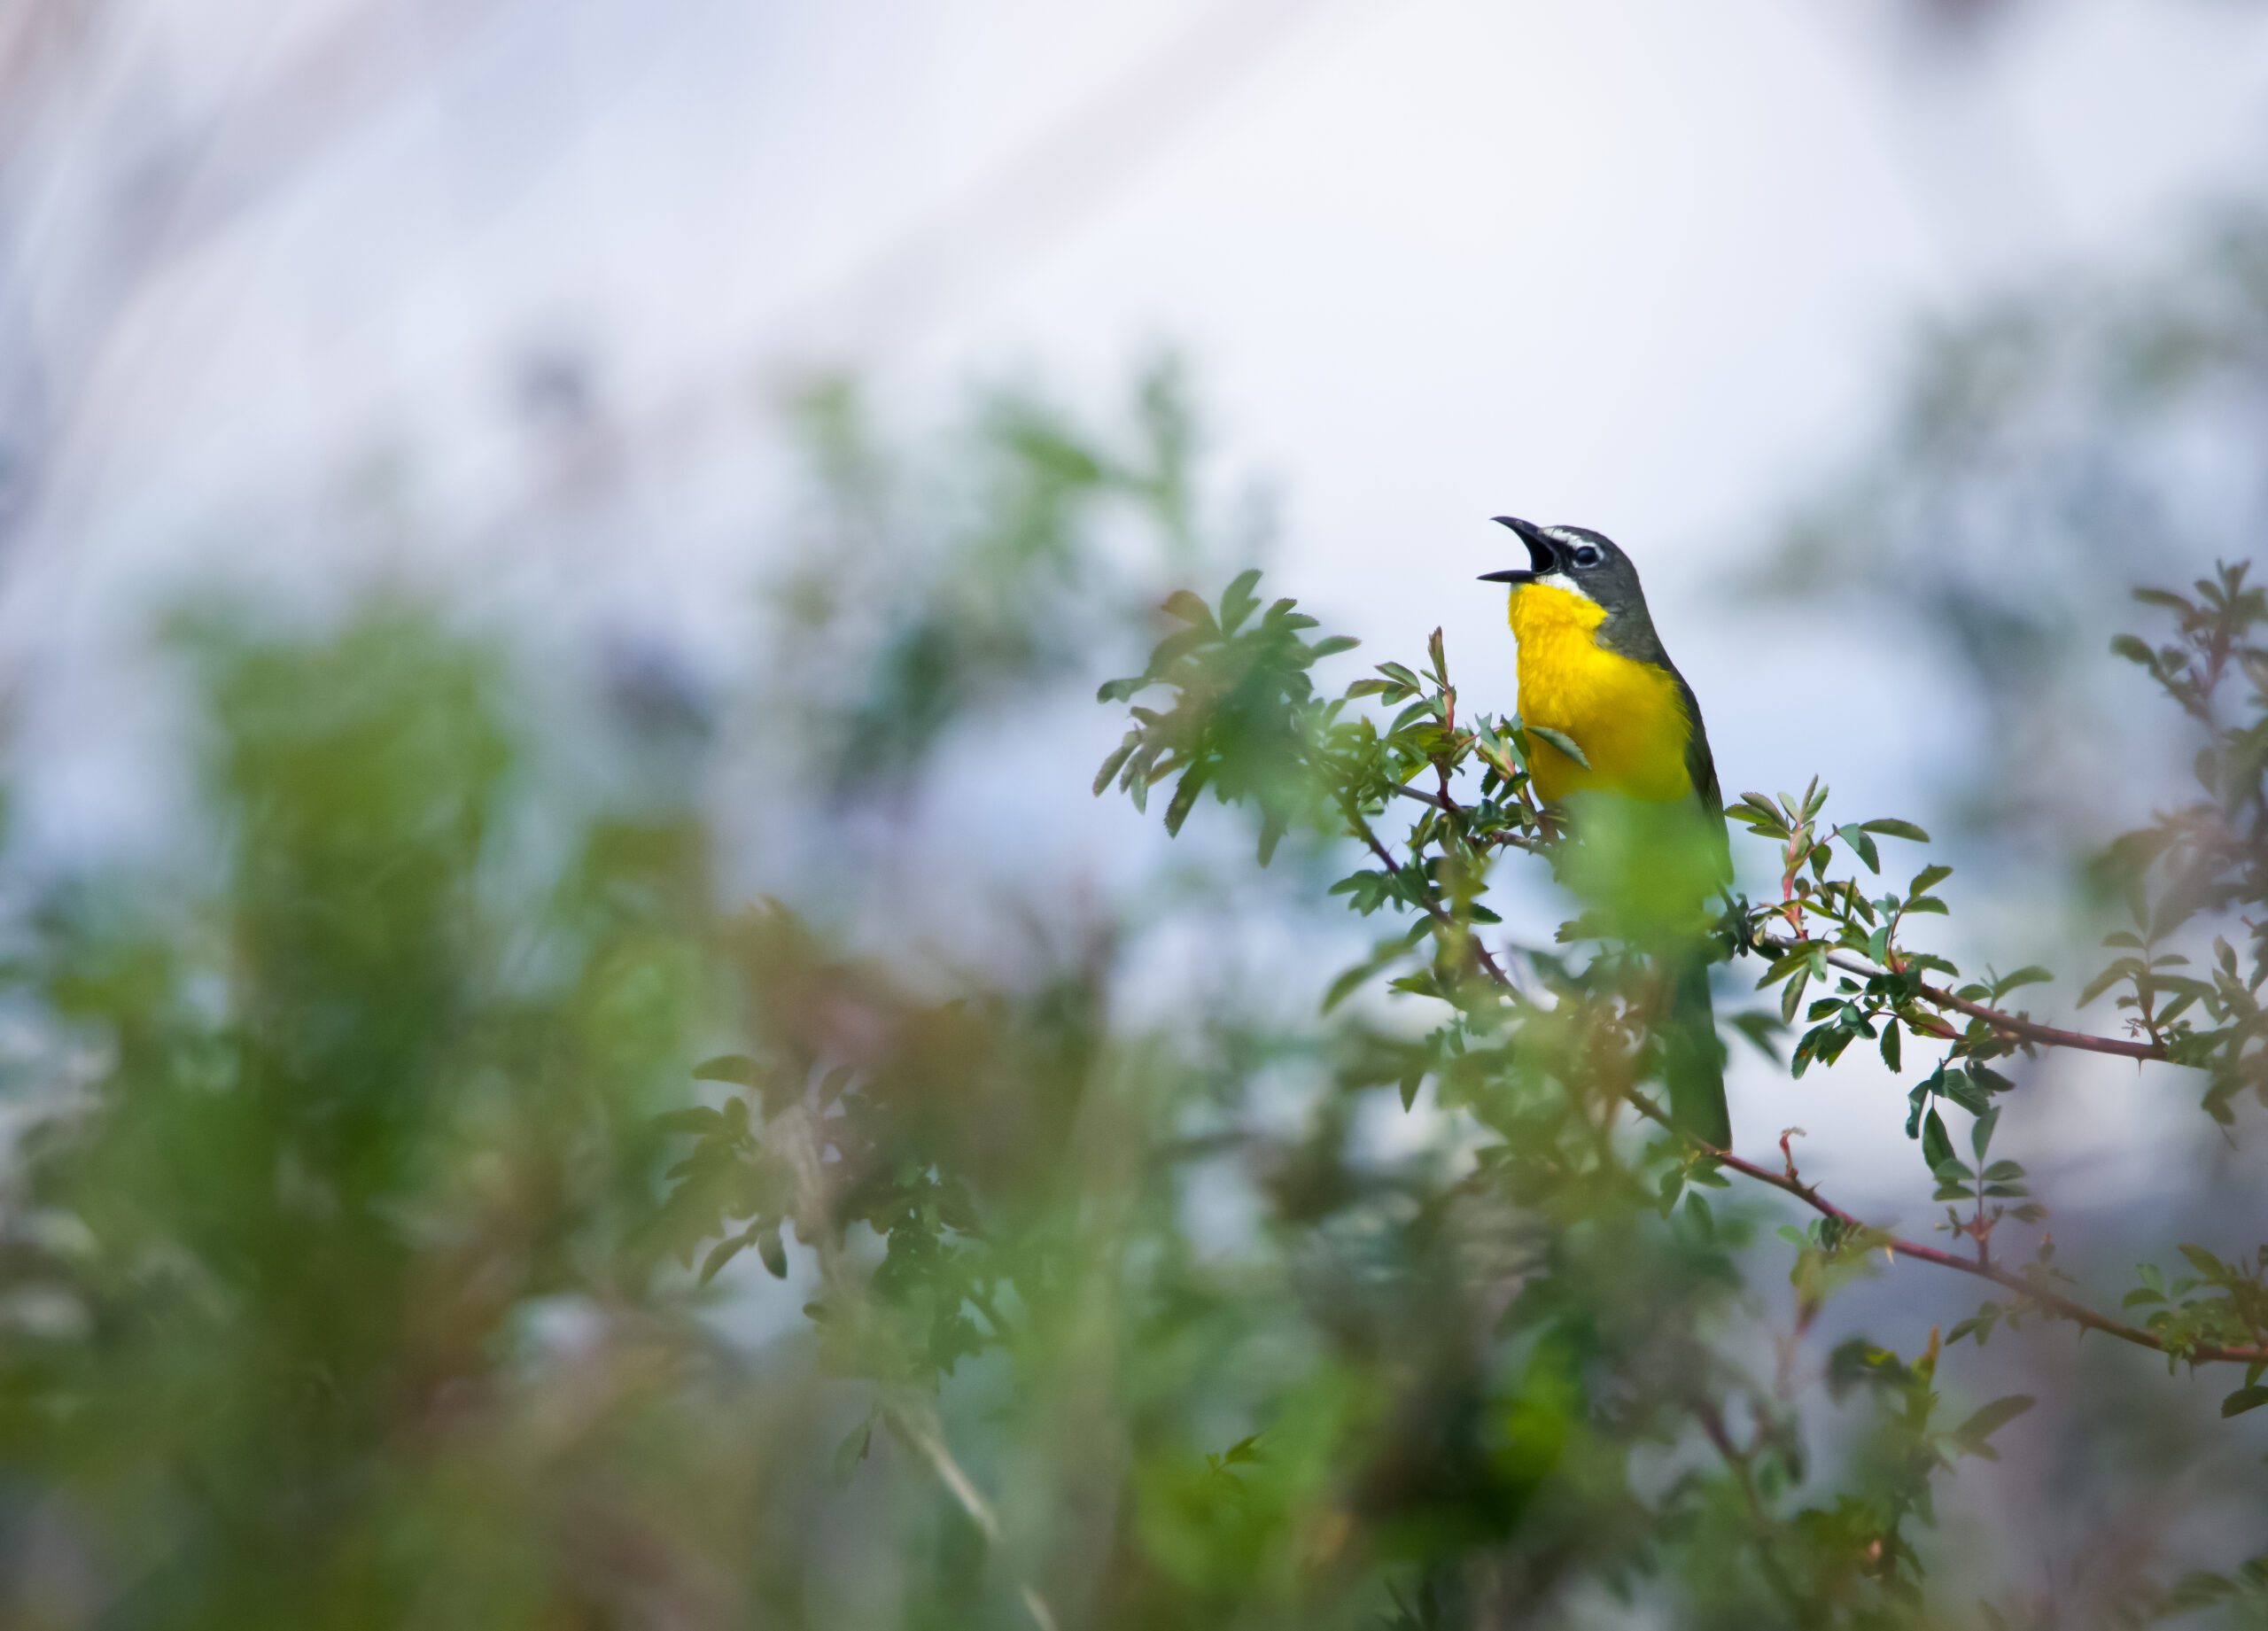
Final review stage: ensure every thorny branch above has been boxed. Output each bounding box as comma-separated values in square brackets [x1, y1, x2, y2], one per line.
[1758, 934, 2169, 1064]
[1346, 802, 1518, 989]
[1619, 1091, 2268, 1368]
[1423, 922, 2262, 1365]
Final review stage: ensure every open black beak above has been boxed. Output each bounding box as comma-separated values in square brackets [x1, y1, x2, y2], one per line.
[1478, 516, 1557, 584]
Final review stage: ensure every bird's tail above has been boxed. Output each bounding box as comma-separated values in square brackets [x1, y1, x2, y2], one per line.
[1661, 944, 1730, 1149]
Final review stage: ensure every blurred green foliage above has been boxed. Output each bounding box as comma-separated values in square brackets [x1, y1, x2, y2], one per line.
[0, 360, 2264, 1631]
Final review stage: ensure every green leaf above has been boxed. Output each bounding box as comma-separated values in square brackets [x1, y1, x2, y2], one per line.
[1322, 962, 1374, 1014]
[1845, 827, 1881, 874]
[2221, 1386, 2268, 1418]
[833, 1418, 874, 1484]
[1861, 818, 1932, 843]
[2178, 1244, 2224, 1279]
[1781, 966, 1810, 1025]
[1922, 1107, 1955, 1173]
[1526, 725, 1589, 769]
[693, 1054, 764, 1086]
[2109, 633, 2156, 668]
[1992, 966, 2053, 998]
[1909, 863, 1953, 897]
[1938, 1072, 1991, 1117]
[700, 1231, 751, 1285]
[1219, 567, 1264, 631]
[1308, 635, 1360, 659]
[1092, 735, 1138, 796]
[1161, 589, 1216, 628]
[1256, 813, 1288, 866]
[2076, 961, 2132, 1008]
[1880, 1020, 1901, 1074]
[1956, 1393, 2037, 1445]
[757, 1225, 788, 1279]
[1162, 763, 1210, 837]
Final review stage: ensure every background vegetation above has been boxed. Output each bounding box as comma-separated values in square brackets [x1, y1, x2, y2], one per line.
[4, 4, 2268, 1627]
[0, 340, 2259, 1625]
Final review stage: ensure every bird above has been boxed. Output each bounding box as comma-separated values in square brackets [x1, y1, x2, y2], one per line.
[1480, 516, 1732, 1148]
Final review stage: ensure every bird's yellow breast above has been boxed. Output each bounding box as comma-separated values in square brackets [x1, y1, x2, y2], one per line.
[1508, 585, 1696, 807]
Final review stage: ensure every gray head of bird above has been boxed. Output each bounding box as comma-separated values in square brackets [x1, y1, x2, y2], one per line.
[1479, 516, 1651, 619]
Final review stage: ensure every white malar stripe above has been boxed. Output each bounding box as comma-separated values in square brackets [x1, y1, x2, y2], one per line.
[1531, 571, 1597, 603]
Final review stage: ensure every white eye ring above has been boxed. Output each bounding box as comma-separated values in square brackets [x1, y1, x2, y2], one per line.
[1572, 545, 1603, 568]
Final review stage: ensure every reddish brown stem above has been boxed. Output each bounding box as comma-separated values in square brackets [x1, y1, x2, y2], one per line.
[1372, 822, 2238, 1363]
[1627, 1092, 2267, 1367]
[1348, 808, 1516, 990]
[1767, 936, 2167, 1063]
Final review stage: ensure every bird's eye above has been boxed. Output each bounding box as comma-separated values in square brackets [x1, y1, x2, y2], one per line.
[1572, 545, 1603, 568]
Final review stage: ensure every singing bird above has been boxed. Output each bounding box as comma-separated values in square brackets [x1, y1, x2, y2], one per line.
[1480, 516, 1732, 1147]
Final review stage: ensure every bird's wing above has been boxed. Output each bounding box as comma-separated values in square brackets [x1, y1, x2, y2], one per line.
[1671, 669, 1733, 886]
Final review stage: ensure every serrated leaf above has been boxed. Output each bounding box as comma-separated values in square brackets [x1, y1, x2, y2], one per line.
[1938, 1072, 1990, 1116]
[1219, 566, 1264, 631]
[1922, 1107, 1955, 1172]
